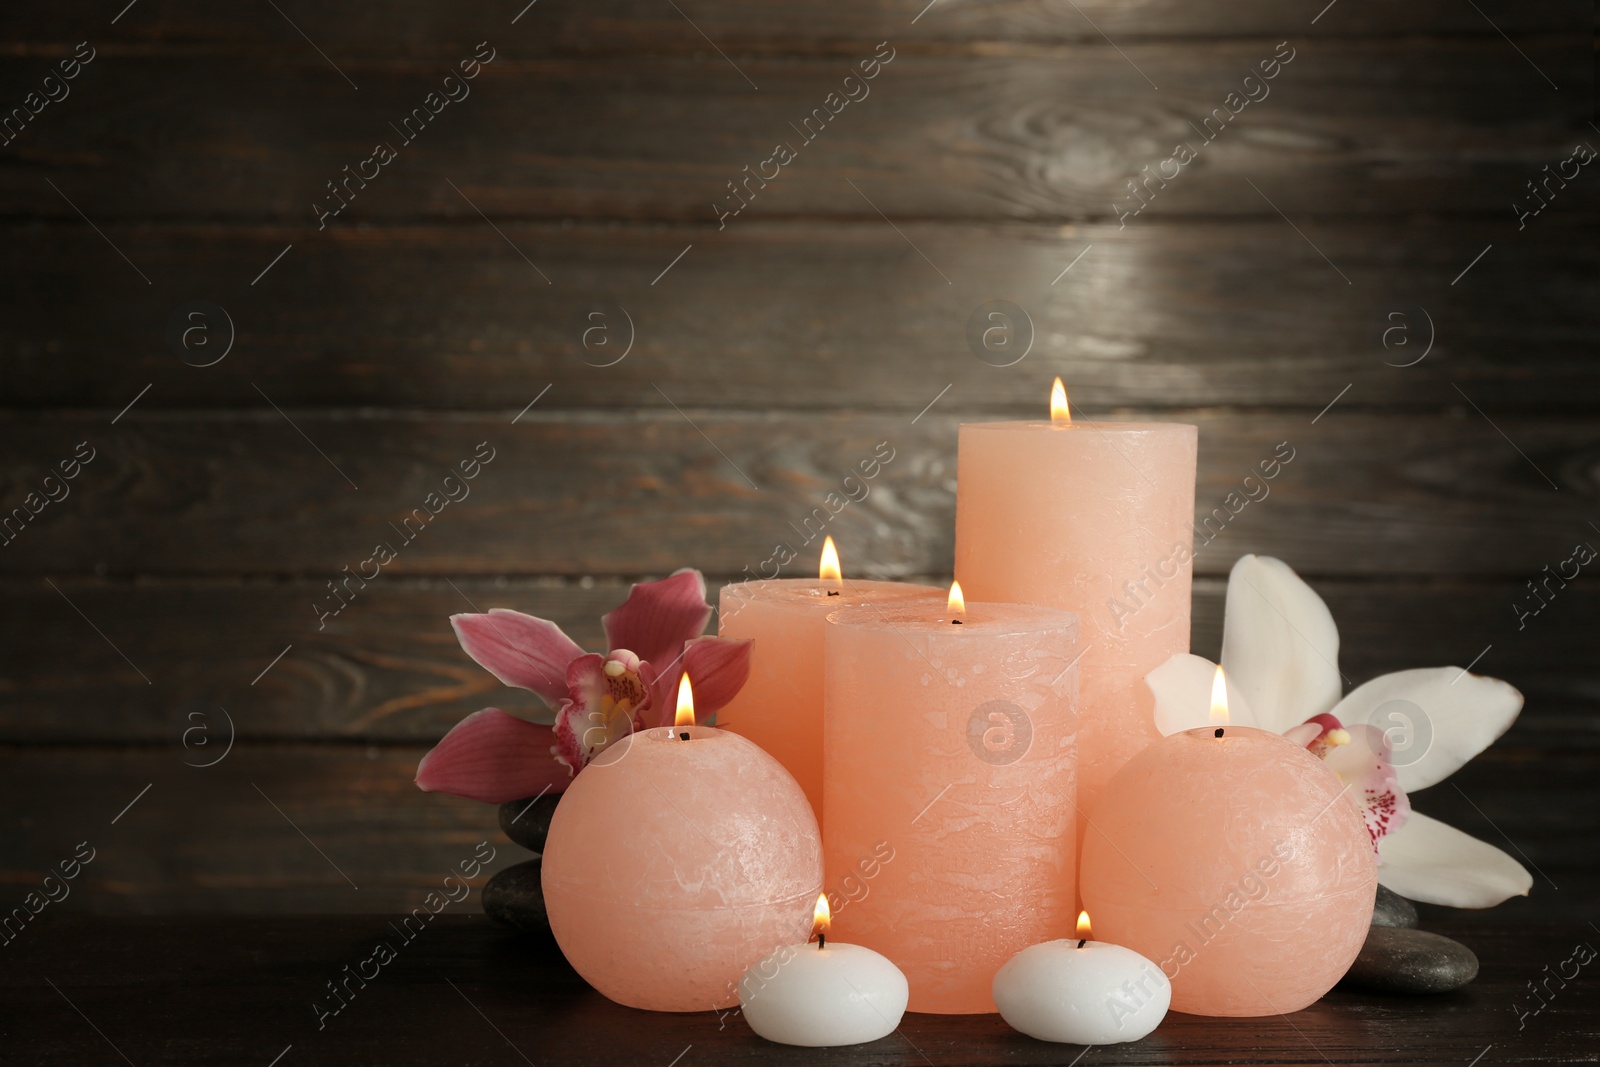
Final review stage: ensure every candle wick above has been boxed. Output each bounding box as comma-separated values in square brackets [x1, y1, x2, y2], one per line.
[1214, 727, 1224, 738]
[1077, 938, 1087, 949]
[817, 933, 826, 950]
[951, 619, 962, 625]
[826, 590, 839, 597]
[679, 731, 691, 741]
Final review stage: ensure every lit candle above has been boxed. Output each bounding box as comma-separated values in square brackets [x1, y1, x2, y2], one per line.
[739, 893, 910, 1046]
[993, 911, 1170, 1044]
[823, 582, 1080, 1013]
[718, 537, 940, 826]
[954, 378, 1197, 855]
[1080, 668, 1376, 1016]
[542, 675, 823, 1011]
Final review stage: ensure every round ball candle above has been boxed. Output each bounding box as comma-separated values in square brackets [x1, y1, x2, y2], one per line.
[543, 678, 823, 1012]
[1080, 707, 1376, 1017]
[719, 538, 941, 827]
[954, 378, 1198, 853]
[824, 584, 1080, 1014]
[739, 895, 910, 1047]
[993, 912, 1170, 1044]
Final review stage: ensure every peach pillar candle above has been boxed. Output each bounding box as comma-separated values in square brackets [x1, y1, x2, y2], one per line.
[954, 379, 1197, 856]
[719, 538, 940, 826]
[1080, 721, 1376, 1017]
[824, 585, 1079, 1014]
[542, 679, 823, 1012]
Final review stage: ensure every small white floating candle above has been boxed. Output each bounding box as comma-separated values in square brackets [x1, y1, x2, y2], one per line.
[993, 911, 1170, 1045]
[739, 894, 908, 1047]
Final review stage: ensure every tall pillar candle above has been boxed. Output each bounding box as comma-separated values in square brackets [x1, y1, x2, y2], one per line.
[823, 587, 1079, 1013]
[954, 380, 1196, 857]
[719, 538, 940, 828]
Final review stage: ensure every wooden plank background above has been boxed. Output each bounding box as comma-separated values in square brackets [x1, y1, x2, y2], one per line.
[0, 1, 1593, 915]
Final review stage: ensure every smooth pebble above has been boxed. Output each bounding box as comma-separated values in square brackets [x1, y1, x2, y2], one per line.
[1370, 884, 1419, 929]
[482, 858, 551, 936]
[498, 794, 561, 853]
[1339, 927, 1478, 994]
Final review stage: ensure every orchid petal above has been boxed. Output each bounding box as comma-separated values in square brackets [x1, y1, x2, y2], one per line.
[1318, 723, 1410, 849]
[1221, 555, 1343, 733]
[451, 609, 584, 706]
[550, 705, 588, 775]
[553, 652, 651, 767]
[648, 635, 754, 727]
[1329, 668, 1523, 794]
[414, 708, 572, 804]
[1282, 722, 1322, 747]
[1376, 810, 1532, 907]
[1146, 653, 1259, 735]
[602, 569, 713, 668]
[1297, 712, 1345, 746]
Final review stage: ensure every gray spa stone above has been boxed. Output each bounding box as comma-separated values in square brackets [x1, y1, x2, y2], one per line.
[482, 858, 551, 936]
[1370, 884, 1420, 929]
[498, 794, 561, 854]
[1339, 927, 1478, 994]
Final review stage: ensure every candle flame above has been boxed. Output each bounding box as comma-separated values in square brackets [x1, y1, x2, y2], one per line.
[813, 893, 831, 937]
[675, 673, 696, 731]
[1209, 665, 1229, 725]
[819, 535, 842, 584]
[947, 579, 966, 614]
[1050, 377, 1071, 426]
[1076, 910, 1092, 939]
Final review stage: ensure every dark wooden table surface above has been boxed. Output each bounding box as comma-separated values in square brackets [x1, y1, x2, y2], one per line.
[3, 914, 1593, 1066]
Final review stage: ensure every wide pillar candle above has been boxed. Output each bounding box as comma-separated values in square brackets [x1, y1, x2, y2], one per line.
[954, 412, 1196, 855]
[824, 597, 1079, 1013]
[719, 576, 939, 827]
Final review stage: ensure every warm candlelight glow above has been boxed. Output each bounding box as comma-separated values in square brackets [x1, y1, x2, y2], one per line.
[1050, 377, 1071, 426]
[1209, 665, 1229, 725]
[947, 580, 966, 614]
[675, 674, 696, 732]
[813, 892, 831, 937]
[819, 535, 842, 585]
[1076, 910, 1093, 939]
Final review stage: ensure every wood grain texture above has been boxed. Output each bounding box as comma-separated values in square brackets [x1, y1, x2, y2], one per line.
[0, 740, 1591, 916]
[0, 576, 1592, 743]
[0, 0, 1594, 955]
[1, 42, 1588, 223]
[2, 220, 1593, 411]
[0, 411, 1593, 579]
[0, 746, 501, 914]
[3, 915, 1598, 1064]
[3, 0, 1588, 55]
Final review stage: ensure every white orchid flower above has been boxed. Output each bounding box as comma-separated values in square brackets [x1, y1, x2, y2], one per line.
[1145, 554, 1531, 908]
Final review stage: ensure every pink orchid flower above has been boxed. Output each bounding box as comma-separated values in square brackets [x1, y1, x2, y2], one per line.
[1284, 712, 1410, 849]
[415, 569, 752, 804]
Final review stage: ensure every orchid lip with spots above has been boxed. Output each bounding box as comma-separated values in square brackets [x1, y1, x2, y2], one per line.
[1145, 554, 1532, 909]
[414, 569, 752, 805]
